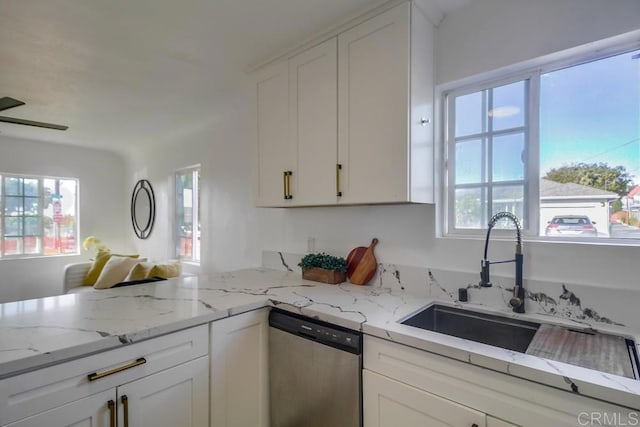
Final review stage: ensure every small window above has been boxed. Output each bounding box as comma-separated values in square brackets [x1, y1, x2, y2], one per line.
[175, 166, 200, 262]
[0, 174, 78, 257]
[447, 79, 529, 232]
[444, 47, 640, 242]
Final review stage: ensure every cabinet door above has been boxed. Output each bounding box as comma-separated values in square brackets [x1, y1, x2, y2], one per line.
[210, 309, 269, 427]
[289, 38, 338, 205]
[117, 356, 208, 427]
[363, 370, 485, 427]
[488, 416, 519, 427]
[256, 61, 292, 207]
[338, 3, 410, 204]
[6, 389, 114, 427]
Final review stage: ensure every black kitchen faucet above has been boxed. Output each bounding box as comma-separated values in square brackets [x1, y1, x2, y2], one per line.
[479, 211, 525, 313]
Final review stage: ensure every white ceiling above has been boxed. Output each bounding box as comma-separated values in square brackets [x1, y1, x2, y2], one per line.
[0, 0, 472, 154]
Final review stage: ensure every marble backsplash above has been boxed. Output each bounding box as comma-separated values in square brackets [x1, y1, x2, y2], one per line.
[262, 251, 640, 331]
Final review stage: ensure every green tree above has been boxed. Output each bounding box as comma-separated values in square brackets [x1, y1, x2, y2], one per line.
[455, 194, 482, 228]
[612, 199, 623, 213]
[544, 162, 632, 197]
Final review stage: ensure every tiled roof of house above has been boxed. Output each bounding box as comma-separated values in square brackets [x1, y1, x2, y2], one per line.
[627, 185, 640, 198]
[540, 178, 619, 199]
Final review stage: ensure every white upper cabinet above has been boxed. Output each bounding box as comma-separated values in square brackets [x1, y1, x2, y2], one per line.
[338, 2, 434, 204]
[255, 1, 434, 207]
[256, 61, 291, 207]
[289, 38, 338, 206]
[256, 39, 337, 207]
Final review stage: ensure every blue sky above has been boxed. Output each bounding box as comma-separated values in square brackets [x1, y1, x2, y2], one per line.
[539, 49, 640, 181]
[454, 50, 640, 186]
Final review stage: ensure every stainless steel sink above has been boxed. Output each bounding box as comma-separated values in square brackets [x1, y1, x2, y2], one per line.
[401, 304, 540, 353]
[401, 304, 640, 379]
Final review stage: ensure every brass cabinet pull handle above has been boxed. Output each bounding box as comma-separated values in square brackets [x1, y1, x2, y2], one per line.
[122, 395, 130, 427]
[283, 171, 288, 200]
[107, 400, 116, 427]
[87, 358, 146, 382]
[283, 171, 293, 200]
[336, 164, 342, 197]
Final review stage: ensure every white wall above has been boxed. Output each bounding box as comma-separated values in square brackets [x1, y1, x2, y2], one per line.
[435, 0, 640, 84]
[123, 0, 640, 294]
[266, 0, 640, 290]
[0, 136, 129, 302]
[5, 2, 639, 303]
[125, 84, 285, 275]
[122, 0, 640, 288]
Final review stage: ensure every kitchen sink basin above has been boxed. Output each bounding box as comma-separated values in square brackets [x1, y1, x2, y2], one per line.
[401, 304, 540, 353]
[401, 304, 640, 379]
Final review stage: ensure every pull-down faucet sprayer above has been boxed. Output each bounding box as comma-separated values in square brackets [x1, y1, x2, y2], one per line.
[479, 212, 525, 313]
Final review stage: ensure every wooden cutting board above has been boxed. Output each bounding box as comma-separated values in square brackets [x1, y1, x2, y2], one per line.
[347, 238, 378, 285]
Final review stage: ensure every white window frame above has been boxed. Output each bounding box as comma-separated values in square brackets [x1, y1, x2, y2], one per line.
[445, 73, 538, 236]
[439, 33, 640, 244]
[174, 166, 201, 263]
[0, 173, 79, 258]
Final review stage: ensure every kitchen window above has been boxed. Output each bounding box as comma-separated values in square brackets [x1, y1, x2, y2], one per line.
[0, 174, 78, 257]
[175, 166, 200, 262]
[443, 46, 640, 242]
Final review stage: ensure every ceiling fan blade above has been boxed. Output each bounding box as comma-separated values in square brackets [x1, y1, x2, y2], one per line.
[0, 97, 25, 112]
[0, 116, 68, 131]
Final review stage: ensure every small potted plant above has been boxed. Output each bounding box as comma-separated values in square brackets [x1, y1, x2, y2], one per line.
[298, 252, 347, 284]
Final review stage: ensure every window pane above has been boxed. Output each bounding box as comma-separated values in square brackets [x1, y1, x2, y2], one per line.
[24, 179, 38, 197]
[4, 177, 20, 196]
[25, 197, 39, 215]
[492, 133, 525, 182]
[42, 179, 78, 255]
[455, 139, 484, 184]
[455, 187, 485, 229]
[4, 237, 21, 255]
[176, 168, 199, 261]
[540, 49, 640, 240]
[491, 81, 526, 131]
[24, 236, 39, 254]
[492, 186, 524, 228]
[24, 217, 39, 235]
[450, 79, 527, 234]
[4, 196, 22, 215]
[455, 92, 484, 137]
[1, 175, 78, 257]
[5, 217, 22, 236]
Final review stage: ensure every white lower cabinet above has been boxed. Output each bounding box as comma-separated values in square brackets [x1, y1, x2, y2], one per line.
[117, 356, 209, 427]
[487, 416, 519, 427]
[210, 308, 269, 427]
[0, 325, 209, 427]
[364, 335, 636, 427]
[7, 357, 208, 427]
[364, 370, 485, 427]
[5, 389, 113, 427]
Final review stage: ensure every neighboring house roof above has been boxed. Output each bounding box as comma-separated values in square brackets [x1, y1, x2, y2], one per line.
[540, 179, 619, 200]
[627, 185, 640, 198]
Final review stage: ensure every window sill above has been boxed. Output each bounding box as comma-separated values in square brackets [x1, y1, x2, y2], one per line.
[0, 253, 80, 261]
[440, 232, 640, 248]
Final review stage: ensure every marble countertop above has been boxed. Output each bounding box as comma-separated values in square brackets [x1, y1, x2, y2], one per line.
[1, 268, 639, 409]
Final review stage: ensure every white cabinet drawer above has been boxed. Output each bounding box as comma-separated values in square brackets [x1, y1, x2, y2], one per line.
[364, 335, 635, 427]
[0, 324, 208, 425]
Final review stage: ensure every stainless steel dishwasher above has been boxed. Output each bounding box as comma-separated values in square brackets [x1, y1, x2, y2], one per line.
[269, 308, 362, 427]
